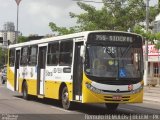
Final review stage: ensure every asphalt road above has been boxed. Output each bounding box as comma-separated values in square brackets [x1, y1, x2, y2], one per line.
[0, 83, 160, 120]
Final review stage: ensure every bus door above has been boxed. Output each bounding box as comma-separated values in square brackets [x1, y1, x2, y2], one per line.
[37, 44, 47, 95]
[73, 41, 84, 101]
[14, 49, 20, 91]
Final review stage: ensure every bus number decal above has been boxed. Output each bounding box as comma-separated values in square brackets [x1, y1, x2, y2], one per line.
[46, 68, 63, 76]
[46, 70, 53, 77]
[53, 68, 63, 73]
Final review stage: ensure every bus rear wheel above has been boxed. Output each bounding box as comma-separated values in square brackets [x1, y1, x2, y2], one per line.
[22, 82, 29, 100]
[105, 103, 119, 111]
[61, 86, 72, 110]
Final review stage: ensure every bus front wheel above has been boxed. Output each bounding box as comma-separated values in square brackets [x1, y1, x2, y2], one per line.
[105, 103, 119, 111]
[61, 86, 72, 110]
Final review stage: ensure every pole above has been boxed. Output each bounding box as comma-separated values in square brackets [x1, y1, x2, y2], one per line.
[16, 4, 19, 44]
[144, 0, 149, 86]
[157, 47, 160, 86]
[15, 0, 21, 44]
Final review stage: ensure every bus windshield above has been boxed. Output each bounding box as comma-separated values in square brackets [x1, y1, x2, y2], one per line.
[85, 44, 143, 79]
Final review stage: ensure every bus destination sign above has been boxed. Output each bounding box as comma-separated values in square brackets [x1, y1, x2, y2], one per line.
[95, 35, 133, 43]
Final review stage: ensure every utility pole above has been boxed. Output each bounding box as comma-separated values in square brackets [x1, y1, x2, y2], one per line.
[144, 0, 149, 86]
[15, 0, 22, 44]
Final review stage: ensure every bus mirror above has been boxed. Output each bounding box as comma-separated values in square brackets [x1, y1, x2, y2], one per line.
[80, 46, 84, 57]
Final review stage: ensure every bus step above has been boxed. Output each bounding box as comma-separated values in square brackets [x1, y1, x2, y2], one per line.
[37, 95, 44, 99]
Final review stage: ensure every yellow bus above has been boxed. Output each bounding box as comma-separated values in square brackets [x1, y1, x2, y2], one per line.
[7, 30, 144, 110]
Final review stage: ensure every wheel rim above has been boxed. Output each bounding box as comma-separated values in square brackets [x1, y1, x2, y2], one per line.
[62, 88, 70, 109]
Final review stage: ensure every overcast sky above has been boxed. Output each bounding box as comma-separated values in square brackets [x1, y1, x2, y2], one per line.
[0, 0, 158, 36]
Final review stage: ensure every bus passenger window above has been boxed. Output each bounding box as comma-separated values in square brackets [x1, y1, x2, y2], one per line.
[59, 40, 73, 66]
[9, 49, 15, 66]
[47, 42, 59, 65]
[20, 47, 29, 66]
[28, 46, 38, 66]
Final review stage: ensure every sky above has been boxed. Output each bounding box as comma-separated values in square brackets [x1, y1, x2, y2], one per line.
[0, 0, 158, 36]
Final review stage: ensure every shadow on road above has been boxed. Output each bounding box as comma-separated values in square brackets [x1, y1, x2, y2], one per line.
[13, 95, 133, 115]
[13, 92, 160, 115]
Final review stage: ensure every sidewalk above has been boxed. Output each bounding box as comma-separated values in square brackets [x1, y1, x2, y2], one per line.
[143, 86, 160, 103]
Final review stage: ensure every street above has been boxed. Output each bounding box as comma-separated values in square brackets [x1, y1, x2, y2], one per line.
[0, 83, 160, 120]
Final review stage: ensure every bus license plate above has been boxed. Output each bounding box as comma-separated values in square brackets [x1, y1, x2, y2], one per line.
[112, 96, 122, 100]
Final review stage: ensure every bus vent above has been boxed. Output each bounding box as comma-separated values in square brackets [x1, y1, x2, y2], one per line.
[104, 96, 130, 102]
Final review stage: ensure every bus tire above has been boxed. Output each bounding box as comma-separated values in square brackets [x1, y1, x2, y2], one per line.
[105, 103, 119, 111]
[1, 77, 5, 84]
[61, 86, 72, 110]
[22, 82, 29, 100]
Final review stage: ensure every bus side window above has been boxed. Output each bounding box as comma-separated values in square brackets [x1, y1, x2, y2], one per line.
[20, 47, 29, 66]
[47, 42, 59, 66]
[28, 46, 38, 66]
[9, 49, 15, 66]
[59, 40, 73, 66]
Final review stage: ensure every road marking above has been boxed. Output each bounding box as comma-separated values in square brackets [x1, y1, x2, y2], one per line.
[118, 107, 134, 112]
[50, 106, 71, 113]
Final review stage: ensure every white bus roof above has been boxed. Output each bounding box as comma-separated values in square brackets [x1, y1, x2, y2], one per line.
[9, 30, 142, 48]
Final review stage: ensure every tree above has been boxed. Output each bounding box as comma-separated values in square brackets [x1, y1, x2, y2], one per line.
[49, 0, 159, 35]
[133, 25, 160, 48]
[17, 36, 29, 43]
[49, 22, 77, 35]
[155, 33, 160, 49]
[0, 48, 7, 67]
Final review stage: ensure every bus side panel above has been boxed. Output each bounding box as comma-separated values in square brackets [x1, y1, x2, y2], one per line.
[44, 66, 73, 100]
[18, 66, 38, 96]
[82, 73, 143, 103]
[18, 78, 23, 93]
[7, 66, 15, 91]
[45, 80, 59, 99]
[27, 79, 37, 96]
[44, 81, 72, 100]
[18, 78, 37, 96]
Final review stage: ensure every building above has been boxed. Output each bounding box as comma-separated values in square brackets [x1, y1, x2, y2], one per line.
[3, 22, 15, 31]
[143, 45, 160, 86]
[153, 13, 160, 33]
[0, 22, 20, 46]
[0, 30, 16, 46]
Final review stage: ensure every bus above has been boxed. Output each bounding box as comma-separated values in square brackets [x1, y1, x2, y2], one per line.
[7, 30, 144, 110]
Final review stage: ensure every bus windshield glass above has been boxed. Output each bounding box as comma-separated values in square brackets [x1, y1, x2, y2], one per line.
[85, 33, 143, 79]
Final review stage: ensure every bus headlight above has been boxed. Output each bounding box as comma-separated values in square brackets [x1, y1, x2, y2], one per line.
[132, 83, 143, 94]
[86, 83, 102, 94]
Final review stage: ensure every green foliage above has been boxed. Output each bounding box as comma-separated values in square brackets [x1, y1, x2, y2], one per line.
[49, 22, 78, 35]
[133, 25, 146, 37]
[133, 25, 160, 48]
[49, 0, 159, 35]
[155, 41, 160, 49]
[155, 33, 160, 49]
[17, 36, 29, 43]
[49, 0, 160, 48]
[0, 48, 7, 67]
